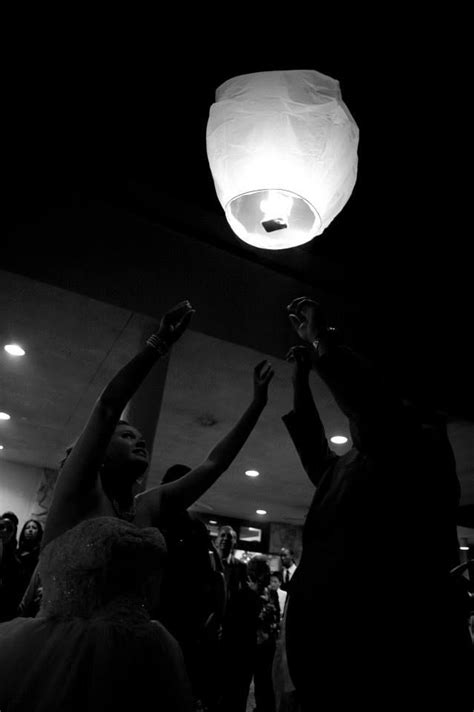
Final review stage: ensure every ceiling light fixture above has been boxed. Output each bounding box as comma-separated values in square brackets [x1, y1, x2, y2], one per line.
[207, 69, 359, 250]
[256, 509, 267, 515]
[330, 436, 348, 444]
[0, 412, 11, 420]
[245, 470, 260, 477]
[4, 344, 25, 356]
[0, 445, 4, 450]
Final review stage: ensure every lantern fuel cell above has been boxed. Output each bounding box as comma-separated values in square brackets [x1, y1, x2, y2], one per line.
[261, 219, 288, 233]
[206, 70, 359, 250]
[260, 191, 290, 231]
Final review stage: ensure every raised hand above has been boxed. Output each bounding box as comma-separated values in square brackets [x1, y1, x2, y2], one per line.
[253, 360, 275, 404]
[158, 300, 195, 345]
[287, 297, 327, 344]
[286, 345, 313, 377]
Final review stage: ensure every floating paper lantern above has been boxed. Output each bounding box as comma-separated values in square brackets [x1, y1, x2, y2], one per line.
[206, 69, 359, 249]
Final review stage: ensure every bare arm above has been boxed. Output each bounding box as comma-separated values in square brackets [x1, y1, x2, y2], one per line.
[137, 360, 274, 527]
[43, 301, 194, 548]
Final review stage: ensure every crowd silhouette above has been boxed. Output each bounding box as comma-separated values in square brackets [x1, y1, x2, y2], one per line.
[0, 298, 472, 712]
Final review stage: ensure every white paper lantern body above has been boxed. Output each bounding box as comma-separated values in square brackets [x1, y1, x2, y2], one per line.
[206, 70, 359, 249]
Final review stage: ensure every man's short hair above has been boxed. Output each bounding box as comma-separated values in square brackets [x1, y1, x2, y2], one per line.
[1, 511, 19, 528]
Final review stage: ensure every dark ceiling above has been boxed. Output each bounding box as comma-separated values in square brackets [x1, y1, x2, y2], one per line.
[3, 28, 473, 424]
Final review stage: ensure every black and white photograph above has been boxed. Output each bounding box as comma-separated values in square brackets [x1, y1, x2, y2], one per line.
[1, 16, 473, 712]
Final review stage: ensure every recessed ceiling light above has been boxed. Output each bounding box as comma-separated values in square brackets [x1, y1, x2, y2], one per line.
[459, 546, 469, 551]
[256, 509, 267, 515]
[330, 435, 348, 444]
[245, 470, 260, 477]
[4, 344, 25, 356]
[209, 520, 217, 524]
[0, 445, 4, 450]
[0, 412, 11, 420]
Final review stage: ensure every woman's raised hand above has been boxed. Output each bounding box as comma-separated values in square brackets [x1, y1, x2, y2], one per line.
[158, 300, 195, 345]
[253, 360, 274, 405]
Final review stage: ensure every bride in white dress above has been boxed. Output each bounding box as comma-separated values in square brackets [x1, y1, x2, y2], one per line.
[0, 517, 192, 711]
[0, 300, 274, 711]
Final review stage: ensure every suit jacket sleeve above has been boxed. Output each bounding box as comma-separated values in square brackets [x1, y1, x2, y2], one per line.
[282, 402, 338, 488]
[314, 343, 416, 456]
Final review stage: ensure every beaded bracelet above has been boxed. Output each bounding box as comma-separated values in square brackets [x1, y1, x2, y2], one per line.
[146, 333, 170, 356]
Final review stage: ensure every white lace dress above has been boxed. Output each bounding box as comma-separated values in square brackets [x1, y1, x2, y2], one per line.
[0, 517, 193, 712]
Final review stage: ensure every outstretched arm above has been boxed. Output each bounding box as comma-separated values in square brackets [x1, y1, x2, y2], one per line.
[136, 360, 274, 527]
[43, 301, 194, 547]
[282, 345, 338, 488]
[287, 297, 415, 453]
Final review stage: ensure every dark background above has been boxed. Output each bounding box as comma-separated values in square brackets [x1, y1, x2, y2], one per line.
[3, 19, 472, 427]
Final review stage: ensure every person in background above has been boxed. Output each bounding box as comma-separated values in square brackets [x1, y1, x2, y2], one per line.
[215, 526, 248, 606]
[1, 512, 19, 551]
[0, 516, 22, 622]
[156, 464, 226, 712]
[214, 526, 249, 712]
[270, 572, 297, 712]
[216, 549, 278, 712]
[251, 556, 279, 712]
[17, 565, 42, 618]
[268, 571, 287, 622]
[271, 601, 300, 712]
[17, 519, 43, 597]
[279, 548, 297, 592]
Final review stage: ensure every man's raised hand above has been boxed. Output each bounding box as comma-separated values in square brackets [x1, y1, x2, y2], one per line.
[286, 345, 313, 377]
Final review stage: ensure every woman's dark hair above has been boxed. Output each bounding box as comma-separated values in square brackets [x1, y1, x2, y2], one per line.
[247, 555, 271, 586]
[270, 570, 282, 583]
[18, 519, 44, 551]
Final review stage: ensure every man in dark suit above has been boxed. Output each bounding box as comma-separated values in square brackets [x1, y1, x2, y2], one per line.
[214, 525, 255, 712]
[215, 525, 248, 604]
[279, 548, 297, 592]
[282, 297, 472, 712]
